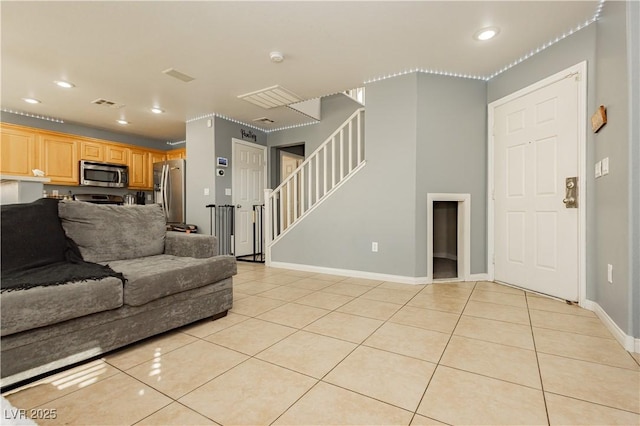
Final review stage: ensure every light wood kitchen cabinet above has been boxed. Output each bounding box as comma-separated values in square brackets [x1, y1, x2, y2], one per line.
[128, 148, 149, 188]
[80, 140, 105, 162]
[149, 151, 165, 167]
[39, 133, 79, 184]
[1, 123, 171, 189]
[105, 144, 128, 164]
[0, 124, 39, 177]
[166, 148, 186, 160]
[149, 151, 165, 188]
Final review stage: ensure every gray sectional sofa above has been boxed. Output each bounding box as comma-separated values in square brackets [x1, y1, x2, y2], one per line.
[0, 199, 235, 388]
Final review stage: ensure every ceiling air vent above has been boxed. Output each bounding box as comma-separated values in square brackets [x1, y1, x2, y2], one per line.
[253, 117, 275, 124]
[162, 68, 195, 83]
[238, 85, 303, 109]
[91, 98, 125, 109]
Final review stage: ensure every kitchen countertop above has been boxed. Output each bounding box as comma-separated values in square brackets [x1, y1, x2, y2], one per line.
[0, 175, 51, 183]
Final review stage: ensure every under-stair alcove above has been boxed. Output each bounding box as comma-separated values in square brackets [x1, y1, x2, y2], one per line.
[427, 193, 471, 283]
[433, 201, 458, 279]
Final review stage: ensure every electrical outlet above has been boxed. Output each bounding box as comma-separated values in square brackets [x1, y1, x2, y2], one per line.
[607, 264, 613, 283]
[595, 161, 602, 178]
[225, 188, 232, 196]
[602, 157, 609, 175]
[371, 242, 378, 252]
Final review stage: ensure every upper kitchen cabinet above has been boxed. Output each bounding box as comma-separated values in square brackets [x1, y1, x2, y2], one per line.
[0, 124, 39, 177]
[128, 148, 149, 189]
[166, 148, 186, 160]
[80, 140, 105, 162]
[105, 144, 129, 164]
[39, 132, 79, 184]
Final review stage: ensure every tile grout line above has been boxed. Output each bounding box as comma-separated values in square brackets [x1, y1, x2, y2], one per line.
[525, 293, 552, 426]
[408, 281, 477, 426]
[268, 279, 399, 425]
[264, 280, 388, 426]
[211, 275, 386, 426]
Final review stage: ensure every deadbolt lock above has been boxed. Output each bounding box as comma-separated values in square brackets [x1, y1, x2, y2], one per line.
[563, 177, 578, 208]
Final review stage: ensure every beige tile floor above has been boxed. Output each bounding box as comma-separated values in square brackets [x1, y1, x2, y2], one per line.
[4, 263, 640, 425]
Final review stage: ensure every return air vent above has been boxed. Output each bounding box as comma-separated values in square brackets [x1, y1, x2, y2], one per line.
[238, 85, 303, 109]
[162, 68, 195, 83]
[91, 98, 125, 109]
[253, 117, 275, 124]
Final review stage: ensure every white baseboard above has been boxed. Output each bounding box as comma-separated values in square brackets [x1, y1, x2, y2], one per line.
[583, 299, 639, 353]
[269, 261, 429, 284]
[269, 261, 487, 286]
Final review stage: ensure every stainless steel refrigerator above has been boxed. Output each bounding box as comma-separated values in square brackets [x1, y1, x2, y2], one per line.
[153, 159, 186, 224]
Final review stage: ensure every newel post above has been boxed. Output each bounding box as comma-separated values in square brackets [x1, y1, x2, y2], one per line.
[263, 188, 273, 266]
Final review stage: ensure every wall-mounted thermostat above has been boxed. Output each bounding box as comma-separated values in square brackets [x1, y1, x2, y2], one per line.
[216, 168, 225, 177]
[217, 157, 228, 167]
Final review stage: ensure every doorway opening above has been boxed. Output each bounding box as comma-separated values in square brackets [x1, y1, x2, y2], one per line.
[433, 201, 458, 279]
[427, 193, 471, 283]
[273, 144, 305, 186]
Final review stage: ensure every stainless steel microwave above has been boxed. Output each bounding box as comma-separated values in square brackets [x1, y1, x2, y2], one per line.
[79, 160, 129, 188]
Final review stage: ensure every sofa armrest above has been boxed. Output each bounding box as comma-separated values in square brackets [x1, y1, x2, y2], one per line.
[164, 231, 218, 258]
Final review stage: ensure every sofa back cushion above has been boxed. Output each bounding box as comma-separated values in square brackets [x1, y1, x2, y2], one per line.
[1, 198, 67, 273]
[58, 201, 166, 262]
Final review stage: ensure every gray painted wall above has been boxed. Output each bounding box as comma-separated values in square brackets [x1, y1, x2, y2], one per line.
[267, 94, 362, 188]
[214, 117, 267, 205]
[271, 74, 419, 276]
[594, 0, 631, 336]
[416, 74, 487, 275]
[628, 0, 640, 339]
[1, 111, 167, 149]
[271, 72, 488, 279]
[185, 118, 216, 234]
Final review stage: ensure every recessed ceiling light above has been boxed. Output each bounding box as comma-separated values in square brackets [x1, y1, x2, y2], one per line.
[151, 107, 164, 114]
[474, 27, 500, 41]
[270, 51, 284, 63]
[23, 98, 41, 104]
[54, 80, 75, 89]
[117, 119, 129, 125]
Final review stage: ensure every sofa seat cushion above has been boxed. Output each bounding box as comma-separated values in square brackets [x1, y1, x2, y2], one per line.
[107, 254, 237, 307]
[0, 277, 124, 337]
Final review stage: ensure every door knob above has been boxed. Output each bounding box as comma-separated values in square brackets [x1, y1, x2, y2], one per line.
[236, 204, 242, 209]
[564, 177, 578, 208]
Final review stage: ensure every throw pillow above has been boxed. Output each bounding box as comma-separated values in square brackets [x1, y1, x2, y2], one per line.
[0, 198, 67, 273]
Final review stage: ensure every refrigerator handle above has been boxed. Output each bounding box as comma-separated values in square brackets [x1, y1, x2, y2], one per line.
[162, 164, 170, 221]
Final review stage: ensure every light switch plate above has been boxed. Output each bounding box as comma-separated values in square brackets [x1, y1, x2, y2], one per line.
[602, 157, 609, 175]
[204, 188, 210, 195]
[595, 161, 602, 178]
[225, 188, 232, 196]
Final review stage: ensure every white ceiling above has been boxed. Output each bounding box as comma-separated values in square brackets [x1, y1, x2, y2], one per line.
[1, 1, 599, 143]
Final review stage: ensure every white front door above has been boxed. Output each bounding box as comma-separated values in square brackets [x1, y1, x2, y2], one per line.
[493, 70, 581, 301]
[232, 140, 266, 257]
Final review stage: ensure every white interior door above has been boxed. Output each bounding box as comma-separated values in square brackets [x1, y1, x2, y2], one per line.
[493, 73, 579, 301]
[233, 140, 266, 257]
[280, 152, 303, 230]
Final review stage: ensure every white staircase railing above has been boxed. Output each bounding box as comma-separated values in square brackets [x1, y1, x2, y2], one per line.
[264, 108, 365, 258]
